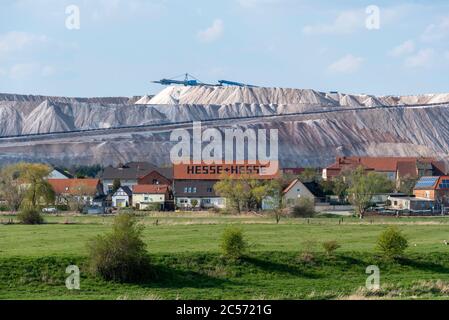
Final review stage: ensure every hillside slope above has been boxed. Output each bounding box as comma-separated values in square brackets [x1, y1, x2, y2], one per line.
[0, 86, 448, 167]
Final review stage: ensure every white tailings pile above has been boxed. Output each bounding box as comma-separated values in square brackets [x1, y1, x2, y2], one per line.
[143, 85, 449, 107]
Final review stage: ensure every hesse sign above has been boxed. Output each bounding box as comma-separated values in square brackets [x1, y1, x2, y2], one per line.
[170, 121, 279, 180]
[174, 162, 279, 180]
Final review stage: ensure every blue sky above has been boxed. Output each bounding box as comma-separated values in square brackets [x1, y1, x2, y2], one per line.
[1, 0, 449, 97]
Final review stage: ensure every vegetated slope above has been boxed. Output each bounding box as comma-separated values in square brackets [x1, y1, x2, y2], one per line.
[0, 86, 449, 167]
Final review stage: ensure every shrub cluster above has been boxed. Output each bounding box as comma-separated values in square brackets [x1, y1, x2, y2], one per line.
[220, 227, 248, 260]
[322, 240, 341, 256]
[87, 213, 151, 282]
[376, 226, 408, 260]
[17, 208, 44, 225]
[291, 198, 315, 218]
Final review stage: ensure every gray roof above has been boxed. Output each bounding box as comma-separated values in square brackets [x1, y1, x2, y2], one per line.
[114, 186, 132, 197]
[174, 180, 220, 197]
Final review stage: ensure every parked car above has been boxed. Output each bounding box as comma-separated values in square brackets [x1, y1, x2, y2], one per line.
[83, 206, 104, 215]
[42, 207, 58, 213]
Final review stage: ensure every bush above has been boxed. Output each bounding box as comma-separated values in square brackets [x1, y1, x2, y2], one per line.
[322, 240, 341, 256]
[87, 213, 151, 282]
[17, 208, 44, 225]
[297, 240, 317, 264]
[220, 227, 248, 260]
[291, 198, 315, 218]
[190, 199, 199, 208]
[376, 226, 408, 260]
[55, 204, 69, 211]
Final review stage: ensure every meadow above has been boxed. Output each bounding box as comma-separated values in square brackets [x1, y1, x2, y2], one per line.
[1, 213, 449, 300]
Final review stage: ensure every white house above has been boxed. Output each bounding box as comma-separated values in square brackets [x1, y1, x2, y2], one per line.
[112, 186, 132, 207]
[283, 179, 325, 206]
[174, 180, 226, 209]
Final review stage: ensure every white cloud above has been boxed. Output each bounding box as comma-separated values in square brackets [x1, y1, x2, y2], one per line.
[389, 40, 415, 57]
[421, 16, 449, 42]
[0, 32, 49, 57]
[303, 10, 364, 35]
[328, 54, 364, 74]
[197, 19, 224, 43]
[404, 49, 435, 68]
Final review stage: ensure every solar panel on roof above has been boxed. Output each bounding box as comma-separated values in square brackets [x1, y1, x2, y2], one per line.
[415, 177, 438, 188]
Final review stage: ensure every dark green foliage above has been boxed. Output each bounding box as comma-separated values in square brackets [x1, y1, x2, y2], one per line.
[112, 179, 121, 193]
[220, 227, 248, 260]
[73, 165, 103, 178]
[376, 226, 408, 260]
[87, 214, 151, 282]
[17, 208, 44, 225]
[291, 198, 315, 218]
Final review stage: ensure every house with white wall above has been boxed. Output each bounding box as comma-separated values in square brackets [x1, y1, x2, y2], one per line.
[112, 186, 132, 207]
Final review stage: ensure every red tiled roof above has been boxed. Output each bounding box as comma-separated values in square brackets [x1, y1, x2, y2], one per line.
[397, 161, 418, 178]
[48, 179, 100, 195]
[283, 179, 299, 194]
[133, 184, 169, 194]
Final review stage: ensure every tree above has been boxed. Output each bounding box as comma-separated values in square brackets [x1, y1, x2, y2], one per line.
[112, 178, 121, 193]
[0, 164, 27, 212]
[214, 176, 245, 213]
[214, 175, 279, 213]
[16, 163, 55, 209]
[66, 183, 92, 212]
[347, 166, 394, 219]
[299, 168, 318, 183]
[263, 179, 285, 224]
[72, 164, 103, 178]
[398, 175, 419, 195]
[190, 199, 199, 208]
[332, 175, 349, 203]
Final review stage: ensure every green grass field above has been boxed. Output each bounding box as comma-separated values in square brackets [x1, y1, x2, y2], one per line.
[2, 213, 449, 300]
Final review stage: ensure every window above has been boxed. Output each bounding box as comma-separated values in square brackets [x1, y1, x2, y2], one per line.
[207, 187, 213, 193]
[193, 187, 197, 193]
[188, 187, 192, 193]
[144, 196, 149, 201]
[394, 201, 398, 206]
[203, 199, 211, 204]
[184, 187, 188, 193]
